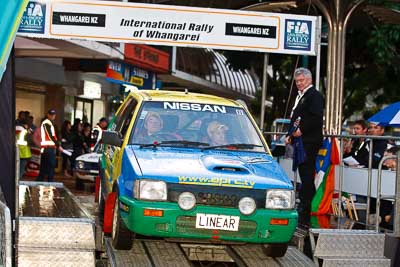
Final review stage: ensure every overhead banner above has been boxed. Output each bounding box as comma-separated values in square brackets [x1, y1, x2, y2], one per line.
[17, 0, 320, 55]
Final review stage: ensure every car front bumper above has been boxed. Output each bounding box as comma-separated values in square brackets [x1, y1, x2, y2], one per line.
[119, 196, 297, 244]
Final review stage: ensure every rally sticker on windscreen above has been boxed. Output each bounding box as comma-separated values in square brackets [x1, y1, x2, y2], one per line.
[164, 102, 226, 113]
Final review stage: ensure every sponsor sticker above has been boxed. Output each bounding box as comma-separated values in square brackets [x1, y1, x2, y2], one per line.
[284, 19, 312, 51]
[164, 102, 226, 113]
[178, 176, 255, 188]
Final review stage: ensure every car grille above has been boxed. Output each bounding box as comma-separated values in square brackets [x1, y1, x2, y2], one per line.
[168, 184, 265, 208]
[176, 216, 257, 238]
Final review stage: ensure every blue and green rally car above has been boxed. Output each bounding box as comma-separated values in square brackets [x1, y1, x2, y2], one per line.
[99, 89, 297, 257]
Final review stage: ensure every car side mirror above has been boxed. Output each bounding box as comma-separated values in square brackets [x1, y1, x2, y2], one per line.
[101, 130, 122, 147]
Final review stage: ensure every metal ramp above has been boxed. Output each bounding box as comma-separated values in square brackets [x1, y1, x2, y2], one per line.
[310, 228, 391, 267]
[226, 244, 315, 267]
[105, 238, 192, 267]
[17, 182, 96, 266]
[105, 237, 315, 267]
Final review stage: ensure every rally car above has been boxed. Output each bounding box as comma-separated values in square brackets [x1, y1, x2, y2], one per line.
[99, 90, 297, 257]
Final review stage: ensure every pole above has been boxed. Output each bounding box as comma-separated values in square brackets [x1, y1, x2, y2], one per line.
[0, 47, 16, 266]
[366, 140, 374, 226]
[395, 150, 400, 237]
[315, 16, 322, 91]
[259, 53, 269, 131]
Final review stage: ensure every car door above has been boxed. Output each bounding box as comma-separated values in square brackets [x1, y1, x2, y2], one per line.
[103, 95, 139, 193]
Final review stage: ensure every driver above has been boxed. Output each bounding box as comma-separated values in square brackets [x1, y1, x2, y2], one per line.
[207, 121, 228, 146]
[136, 112, 163, 143]
[144, 111, 163, 135]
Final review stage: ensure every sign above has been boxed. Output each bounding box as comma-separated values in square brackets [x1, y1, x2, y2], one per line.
[17, 0, 319, 56]
[18, 1, 46, 34]
[284, 19, 312, 51]
[106, 61, 155, 89]
[124, 44, 169, 73]
[79, 80, 101, 99]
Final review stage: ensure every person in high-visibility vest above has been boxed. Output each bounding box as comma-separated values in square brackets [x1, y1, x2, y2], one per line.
[16, 120, 32, 179]
[36, 109, 63, 182]
[91, 117, 108, 150]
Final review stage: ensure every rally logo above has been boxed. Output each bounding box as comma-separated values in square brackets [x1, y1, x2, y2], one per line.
[284, 19, 312, 51]
[18, 1, 46, 34]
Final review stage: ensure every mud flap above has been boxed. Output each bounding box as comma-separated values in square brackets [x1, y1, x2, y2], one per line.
[103, 192, 117, 234]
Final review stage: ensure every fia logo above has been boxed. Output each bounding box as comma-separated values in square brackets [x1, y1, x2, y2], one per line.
[18, 1, 46, 34]
[26, 2, 43, 17]
[286, 21, 309, 35]
[284, 19, 312, 51]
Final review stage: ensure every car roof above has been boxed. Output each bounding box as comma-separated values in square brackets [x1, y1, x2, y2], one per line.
[130, 90, 242, 107]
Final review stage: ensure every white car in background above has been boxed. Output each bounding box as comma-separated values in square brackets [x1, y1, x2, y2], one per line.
[74, 146, 101, 189]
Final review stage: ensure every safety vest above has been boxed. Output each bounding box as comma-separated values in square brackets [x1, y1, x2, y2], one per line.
[16, 126, 32, 158]
[91, 124, 103, 150]
[40, 119, 57, 148]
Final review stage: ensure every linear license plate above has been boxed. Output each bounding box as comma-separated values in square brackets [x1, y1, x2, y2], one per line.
[195, 213, 240, 231]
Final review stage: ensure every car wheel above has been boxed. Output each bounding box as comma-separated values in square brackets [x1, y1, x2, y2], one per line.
[111, 194, 133, 250]
[263, 243, 288, 258]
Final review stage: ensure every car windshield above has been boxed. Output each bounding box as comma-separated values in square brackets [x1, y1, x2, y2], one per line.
[129, 101, 266, 152]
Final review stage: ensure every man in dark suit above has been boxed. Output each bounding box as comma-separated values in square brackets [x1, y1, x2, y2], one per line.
[285, 67, 324, 224]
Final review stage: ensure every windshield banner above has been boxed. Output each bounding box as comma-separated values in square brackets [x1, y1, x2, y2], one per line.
[17, 0, 319, 55]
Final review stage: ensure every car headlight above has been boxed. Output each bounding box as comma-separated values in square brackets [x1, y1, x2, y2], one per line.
[266, 190, 294, 209]
[238, 197, 256, 215]
[77, 161, 85, 169]
[134, 180, 167, 201]
[178, 192, 196, 210]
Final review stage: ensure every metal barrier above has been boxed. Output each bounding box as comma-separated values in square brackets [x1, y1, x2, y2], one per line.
[0, 200, 12, 267]
[376, 151, 400, 236]
[264, 131, 400, 234]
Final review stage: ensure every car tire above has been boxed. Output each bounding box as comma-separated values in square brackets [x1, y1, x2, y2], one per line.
[263, 243, 288, 258]
[111, 193, 133, 250]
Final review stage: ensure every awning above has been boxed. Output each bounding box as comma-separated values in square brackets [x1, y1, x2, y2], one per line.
[15, 37, 123, 59]
[159, 48, 259, 100]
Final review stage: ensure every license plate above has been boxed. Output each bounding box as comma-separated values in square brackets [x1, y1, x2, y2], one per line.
[195, 213, 240, 231]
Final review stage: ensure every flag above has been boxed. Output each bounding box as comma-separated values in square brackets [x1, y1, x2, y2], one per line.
[292, 136, 306, 171]
[0, 0, 28, 80]
[289, 117, 307, 171]
[311, 137, 340, 215]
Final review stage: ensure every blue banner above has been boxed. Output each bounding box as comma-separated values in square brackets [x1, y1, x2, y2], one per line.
[0, 0, 28, 81]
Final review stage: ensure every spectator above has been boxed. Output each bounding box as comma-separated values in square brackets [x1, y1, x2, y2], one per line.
[28, 115, 37, 132]
[16, 110, 26, 126]
[379, 146, 398, 229]
[343, 120, 369, 167]
[91, 117, 108, 149]
[382, 146, 398, 171]
[36, 109, 63, 182]
[83, 122, 92, 153]
[16, 119, 31, 179]
[71, 120, 84, 172]
[61, 120, 73, 178]
[367, 122, 388, 169]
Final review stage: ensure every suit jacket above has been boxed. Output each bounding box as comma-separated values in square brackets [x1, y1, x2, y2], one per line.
[289, 86, 324, 145]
